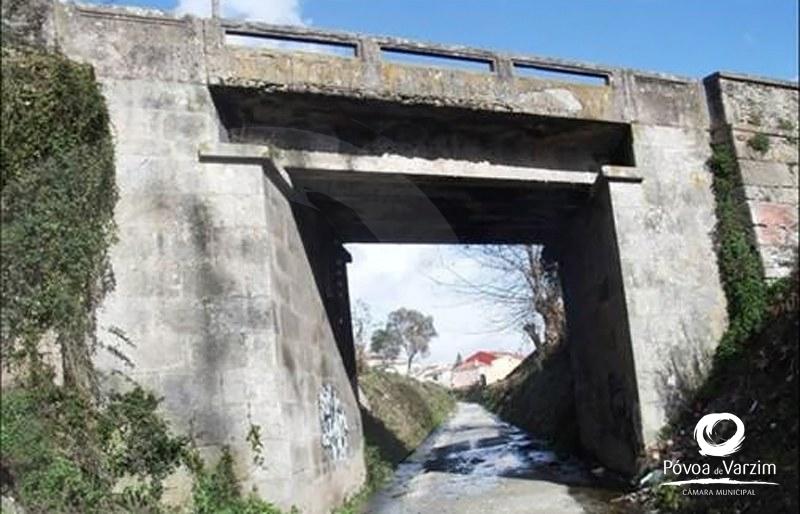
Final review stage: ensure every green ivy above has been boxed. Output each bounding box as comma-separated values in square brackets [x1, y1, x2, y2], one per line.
[185, 447, 295, 514]
[708, 144, 768, 362]
[0, 385, 186, 513]
[0, 44, 117, 386]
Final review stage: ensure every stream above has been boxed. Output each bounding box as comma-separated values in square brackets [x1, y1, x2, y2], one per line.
[366, 402, 634, 514]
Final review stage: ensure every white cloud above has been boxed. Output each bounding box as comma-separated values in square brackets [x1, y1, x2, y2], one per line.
[346, 244, 529, 365]
[175, 0, 304, 25]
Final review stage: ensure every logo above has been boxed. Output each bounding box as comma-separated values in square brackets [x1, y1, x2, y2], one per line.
[661, 412, 779, 490]
[693, 412, 745, 457]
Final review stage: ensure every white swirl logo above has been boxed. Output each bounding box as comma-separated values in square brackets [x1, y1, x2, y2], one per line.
[693, 412, 745, 457]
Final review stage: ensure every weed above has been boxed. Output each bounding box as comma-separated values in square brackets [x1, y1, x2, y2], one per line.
[0, 385, 186, 512]
[246, 424, 265, 467]
[778, 118, 794, 131]
[653, 484, 684, 511]
[186, 447, 294, 514]
[747, 133, 770, 153]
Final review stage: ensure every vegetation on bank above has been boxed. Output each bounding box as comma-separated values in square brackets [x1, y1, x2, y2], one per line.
[359, 370, 454, 465]
[334, 370, 455, 513]
[460, 341, 579, 455]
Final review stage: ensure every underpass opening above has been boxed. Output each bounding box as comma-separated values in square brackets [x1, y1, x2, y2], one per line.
[284, 167, 643, 476]
[207, 89, 646, 475]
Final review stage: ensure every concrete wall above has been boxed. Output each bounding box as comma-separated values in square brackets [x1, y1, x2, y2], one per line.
[608, 75, 729, 455]
[50, 3, 364, 512]
[561, 179, 642, 474]
[559, 74, 728, 473]
[706, 73, 799, 279]
[263, 179, 365, 513]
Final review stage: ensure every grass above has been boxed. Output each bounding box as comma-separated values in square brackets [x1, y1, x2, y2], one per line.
[475, 340, 579, 454]
[333, 370, 455, 513]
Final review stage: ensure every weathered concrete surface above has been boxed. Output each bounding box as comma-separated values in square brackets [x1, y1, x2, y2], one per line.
[49, 3, 365, 513]
[560, 179, 642, 475]
[29, 0, 799, 509]
[205, 23, 616, 122]
[706, 73, 799, 279]
[610, 123, 727, 449]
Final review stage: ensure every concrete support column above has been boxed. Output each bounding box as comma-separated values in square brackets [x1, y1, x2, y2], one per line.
[561, 178, 642, 475]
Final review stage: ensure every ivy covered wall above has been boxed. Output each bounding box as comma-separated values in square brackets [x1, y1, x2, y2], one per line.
[1, 43, 117, 391]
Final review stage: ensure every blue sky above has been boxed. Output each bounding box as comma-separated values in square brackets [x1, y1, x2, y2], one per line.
[87, 0, 798, 79]
[84, 0, 798, 363]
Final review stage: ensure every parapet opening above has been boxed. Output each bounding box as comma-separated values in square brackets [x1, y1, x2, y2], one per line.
[224, 30, 357, 58]
[379, 47, 494, 73]
[512, 62, 609, 86]
[210, 87, 636, 171]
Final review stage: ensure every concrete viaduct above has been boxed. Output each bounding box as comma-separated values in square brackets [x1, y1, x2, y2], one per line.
[19, 2, 799, 512]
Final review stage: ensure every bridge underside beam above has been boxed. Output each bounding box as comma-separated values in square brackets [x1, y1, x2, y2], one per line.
[200, 144, 606, 244]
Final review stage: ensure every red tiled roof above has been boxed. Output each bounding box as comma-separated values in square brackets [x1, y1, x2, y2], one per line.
[463, 351, 498, 366]
[454, 350, 525, 371]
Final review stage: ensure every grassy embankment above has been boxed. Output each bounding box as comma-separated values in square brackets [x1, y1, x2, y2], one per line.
[478, 342, 578, 454]
[334, 370, 455, 513]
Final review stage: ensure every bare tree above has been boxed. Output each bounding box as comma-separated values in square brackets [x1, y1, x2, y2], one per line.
[440, 245, 565, 350]
[351, 299, 373, 373]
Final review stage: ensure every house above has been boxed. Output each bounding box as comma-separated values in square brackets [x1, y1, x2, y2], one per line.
[416, 364, 453, 388]
[450, 351, 524, 389]
[365, 356, 453, 388]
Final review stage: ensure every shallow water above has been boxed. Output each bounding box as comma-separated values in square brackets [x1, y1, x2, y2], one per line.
[366, 402, 633, 514]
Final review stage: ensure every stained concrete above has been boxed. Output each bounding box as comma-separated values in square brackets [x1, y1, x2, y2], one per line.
[705, 73, 799, 279]
[18, 1, 798, 512]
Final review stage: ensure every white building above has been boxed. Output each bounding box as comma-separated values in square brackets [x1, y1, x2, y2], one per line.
[451, 351, 524, 389]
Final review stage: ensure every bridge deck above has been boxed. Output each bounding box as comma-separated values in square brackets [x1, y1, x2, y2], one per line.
[63, 2, 707, 127]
